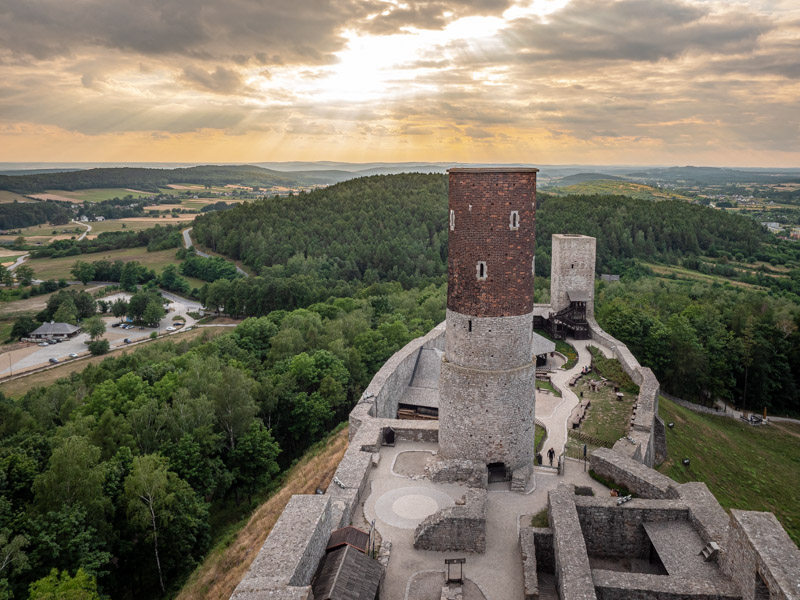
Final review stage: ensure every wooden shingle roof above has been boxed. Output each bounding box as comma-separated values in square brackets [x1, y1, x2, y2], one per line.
[311, 545, 382, 600]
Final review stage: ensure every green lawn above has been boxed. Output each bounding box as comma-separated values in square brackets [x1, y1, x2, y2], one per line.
[87, 219, 180, 236]
[535, 424, 546, 453]
[536, 380, 561, 397]
[573, 374, 636, 444]
[658, 397, 800, 545]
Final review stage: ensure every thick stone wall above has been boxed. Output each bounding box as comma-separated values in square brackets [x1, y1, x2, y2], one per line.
[550, 234, 596, 316]
[549, 484, 597, 600]
[721, 510, 800, 600]
[352, 322, 445, 428]
[413, 489, 488, 553]
[675, 483, 730, 546]
[592, 570, 742, 600]
[590, 448, 678, 499]
[439, 358, 536, 469]
[231, 494, 332, 598]
[574, 496, 689, 559]
[429, 459, 488, 488]
[447, 168, 537, 317]
[445, 309, 534, 368]
[520, 527, 539, 600]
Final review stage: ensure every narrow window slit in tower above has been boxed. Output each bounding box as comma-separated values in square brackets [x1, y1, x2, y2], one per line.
[510, 211, 519, 230]
[477, 261, 487, 280]
[450, 209, 455, 231]
[468, 320, 472, 332]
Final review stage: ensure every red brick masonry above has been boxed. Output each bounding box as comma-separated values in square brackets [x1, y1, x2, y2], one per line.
[447, 168, 538, 317]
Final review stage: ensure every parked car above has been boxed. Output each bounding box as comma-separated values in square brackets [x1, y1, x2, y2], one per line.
[49, 358, 59, 364]
[111, 323, 121, 328]
[69, 353, 78, 358]
[165, 326, 176, 331]
[174, 322, 184, 328]
[38, 342, 49, 347]
[123, 338, 132, 344]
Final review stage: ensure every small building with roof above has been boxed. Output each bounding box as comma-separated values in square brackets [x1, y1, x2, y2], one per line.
[29, 322, 81, 339]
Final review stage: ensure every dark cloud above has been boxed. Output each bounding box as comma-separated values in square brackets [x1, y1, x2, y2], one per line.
[357, 0, 512, 34]
[0, 0, 382, 64]
[181, 66, 246, 94]
[500, 0, 771, 63]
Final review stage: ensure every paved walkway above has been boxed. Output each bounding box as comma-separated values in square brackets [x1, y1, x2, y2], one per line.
[357, 442, 610, 600]
[537, 339, 614, 459]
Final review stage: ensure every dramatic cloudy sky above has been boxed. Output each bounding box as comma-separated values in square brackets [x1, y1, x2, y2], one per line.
[0, 0, 798, 165]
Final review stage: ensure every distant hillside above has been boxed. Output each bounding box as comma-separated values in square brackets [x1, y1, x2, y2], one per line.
[557, 172, 627, 185]
[548, 179, 693, 202]
[0, 164, 348, 194]
[627, 166, 800, 185]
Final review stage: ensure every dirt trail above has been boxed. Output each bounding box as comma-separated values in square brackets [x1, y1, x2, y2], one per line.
[175, 427, 349, 600]
[771, 422, 800, 440]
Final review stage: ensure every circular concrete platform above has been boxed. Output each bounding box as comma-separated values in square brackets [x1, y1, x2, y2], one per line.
[375, 486, 455, 530]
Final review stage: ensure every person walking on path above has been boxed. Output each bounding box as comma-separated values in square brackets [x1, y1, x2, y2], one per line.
[547, 447, 555, 467]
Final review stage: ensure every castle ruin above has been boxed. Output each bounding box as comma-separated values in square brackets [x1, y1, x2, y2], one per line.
[230, 168, 800, 600]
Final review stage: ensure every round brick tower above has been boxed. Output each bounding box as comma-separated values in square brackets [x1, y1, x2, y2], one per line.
[439, 168, 538, 480]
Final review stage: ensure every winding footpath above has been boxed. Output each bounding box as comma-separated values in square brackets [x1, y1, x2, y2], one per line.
[536, 338, 615, 459]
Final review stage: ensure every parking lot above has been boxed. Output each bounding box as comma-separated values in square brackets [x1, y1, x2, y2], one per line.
[0, 291, 202, 377]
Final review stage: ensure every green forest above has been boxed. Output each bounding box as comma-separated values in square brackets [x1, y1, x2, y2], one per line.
[0, 284, 444, 599]
[3, 172, 800, 598]
[0, 165, 341, 195]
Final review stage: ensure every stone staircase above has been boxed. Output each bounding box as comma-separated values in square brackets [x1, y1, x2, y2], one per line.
[537, 573, 559, 600]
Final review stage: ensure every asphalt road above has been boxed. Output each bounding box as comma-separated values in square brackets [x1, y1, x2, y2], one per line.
[182, 227, 248, 277]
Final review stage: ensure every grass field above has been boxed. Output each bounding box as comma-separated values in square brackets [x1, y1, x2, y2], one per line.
[644, 262, 768, 290]
[549, 180, 695, 202]
[31, 188, 155, 203]
[573, 375, 636, 443]
[85, 219, 184, 237]
[657, 397, 800, 545]
[27, 247, 181, 281]
[0, 190, 32, 203]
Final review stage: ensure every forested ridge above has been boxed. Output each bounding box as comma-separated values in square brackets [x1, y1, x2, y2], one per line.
[0, 165, 324, 195]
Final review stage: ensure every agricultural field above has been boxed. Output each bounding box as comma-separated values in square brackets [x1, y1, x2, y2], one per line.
[0, 190, 32, 203]
[84, 218, 186, 238]
[26, 247, 181, 281]
[548, 179, 695, 202]
[28, 187, 155, 203]
[643, 262, 769, 290]
[658, 397, 800, 545]
[0, 248, 27, 267]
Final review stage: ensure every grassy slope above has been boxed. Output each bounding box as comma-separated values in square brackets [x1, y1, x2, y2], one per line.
[548, 180, 695, 201]
[175, 427, 349, 600]
[658, 397, 800, 545]
[0, 190, 32, 203]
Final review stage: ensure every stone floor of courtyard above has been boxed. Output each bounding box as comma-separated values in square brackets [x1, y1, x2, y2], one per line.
[352, 441, 610, 600]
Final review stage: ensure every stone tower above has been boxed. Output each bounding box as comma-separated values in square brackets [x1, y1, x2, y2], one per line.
[438, 168, 538, 479]
[550, 234, 596, 316]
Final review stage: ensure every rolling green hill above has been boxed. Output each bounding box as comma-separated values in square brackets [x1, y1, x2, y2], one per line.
[547, 179, 694, 201]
